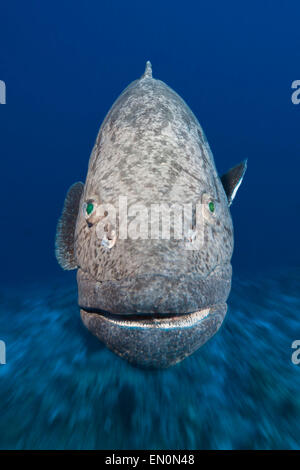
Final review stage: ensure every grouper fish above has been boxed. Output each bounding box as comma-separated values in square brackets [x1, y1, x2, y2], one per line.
[55, 62, 247, 368]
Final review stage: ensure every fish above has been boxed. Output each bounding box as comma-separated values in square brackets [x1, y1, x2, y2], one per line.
[55, 61, 247, 368]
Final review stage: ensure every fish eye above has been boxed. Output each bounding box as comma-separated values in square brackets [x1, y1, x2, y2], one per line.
[201, 193, 217, 220]
[86, 202, 94, 215]
[208, 201, 215, 213]
[83, 199, 98, 224]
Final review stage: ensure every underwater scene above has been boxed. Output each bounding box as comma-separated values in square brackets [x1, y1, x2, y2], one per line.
[0, 270, 300, 449]
[0, 1, 300, 450]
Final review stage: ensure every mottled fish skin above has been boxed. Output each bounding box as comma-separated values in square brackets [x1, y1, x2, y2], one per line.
[56, 62, 246, 368]
[75, 64, 233, 303]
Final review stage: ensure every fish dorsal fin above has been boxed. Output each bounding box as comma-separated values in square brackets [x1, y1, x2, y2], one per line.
[141, 60, 152, 79]
[221, 160, 247, 206]
[55, 182, 84, 270]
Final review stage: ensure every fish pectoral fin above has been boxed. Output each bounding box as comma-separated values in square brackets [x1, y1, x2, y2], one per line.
[55, 181, 84, 270]
[220, 160, 247, 206]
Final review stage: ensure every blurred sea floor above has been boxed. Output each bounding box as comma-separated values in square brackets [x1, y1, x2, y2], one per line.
[0, 269, 300, 450]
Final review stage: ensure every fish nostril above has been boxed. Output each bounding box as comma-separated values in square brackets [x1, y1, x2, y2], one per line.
[100, 222, 117, 249]
[185, 227, 197, 244]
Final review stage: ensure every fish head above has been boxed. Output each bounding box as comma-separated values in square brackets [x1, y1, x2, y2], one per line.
[56, 62, 247, 368]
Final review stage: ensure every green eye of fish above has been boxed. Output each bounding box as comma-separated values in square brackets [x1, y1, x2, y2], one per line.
[208, 201, 215, 213]
[86, 203, 94, 215]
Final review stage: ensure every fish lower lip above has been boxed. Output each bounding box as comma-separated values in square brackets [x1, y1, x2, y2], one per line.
[80, 303, 227, 368]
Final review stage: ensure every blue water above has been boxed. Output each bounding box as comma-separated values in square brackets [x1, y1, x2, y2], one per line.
[0, 270, 300, 449]
[0, 0, 300, 449]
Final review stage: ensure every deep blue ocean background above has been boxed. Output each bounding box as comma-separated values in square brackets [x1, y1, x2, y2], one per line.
[0, 0, 299, 449]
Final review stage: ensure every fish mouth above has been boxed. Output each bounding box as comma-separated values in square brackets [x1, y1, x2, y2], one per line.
[80, 303, 227, 368]
[77, 266, 231, 367]
[80, 305, 211, 327]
